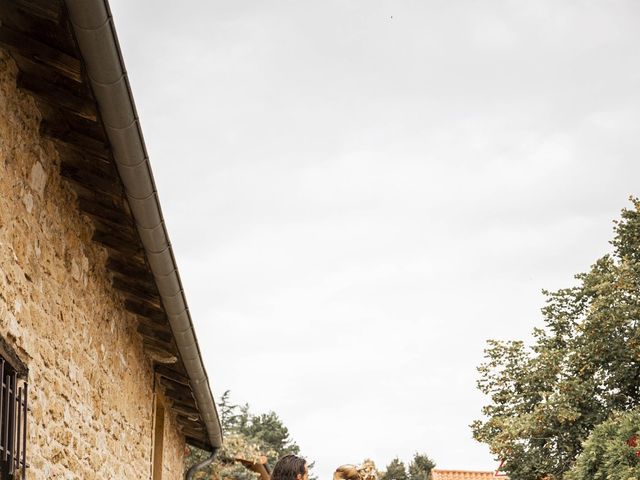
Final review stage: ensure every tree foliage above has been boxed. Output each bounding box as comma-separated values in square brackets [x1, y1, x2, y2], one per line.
[381, 458, 408, 480]
[564, 409, 640, 480]
[408, 453, 435, 480]
[186, 391, 303, 480]
[237, 411, 300, 466]
[472, 198, 640, 479]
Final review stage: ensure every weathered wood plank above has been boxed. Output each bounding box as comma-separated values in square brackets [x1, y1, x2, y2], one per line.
[112, 275, 160, 304]
[57, 142, 110, 167]
[166, 395, 199, 412]
[61, 175, 125, 212]
[11, 0, 62, 23]
[35, 104, 108, 154]
[138, 322, 173, 344]
[156, 365, 190, 386]
[137, 316, 170, 335]
[143, 343, 178, 365]
[0, 1, 69, 53]
[164, 386, 196, 406]
[41, 120, 110, 159]
[94, 230, 143, 257]
[106, 250, 152, 279]
[106, 257, 154, 284]
[60, 162, 123, 197]
[17, 71, 96, 120]
[159, 375, 193, 394]
[0, 24, 81, 81]
[143, 335, 177, 353]
[92, 219, 141, 248]
[176, 416, 205, 431]
[77, 197, 131, 226]
[169, 403, 200, 419]
[124, 299, 166, 323]
[135, 310, 171, 331]
[143, 336, 179, 363]
[112, 271, 157, 295]
[63, 183, 126, 220]
[57, 147, 117, 182]
[47, 107, 107, 143]
[12, 52, 83, 95]
[184, 435, 211, 451]
[180, 427, 208, 444]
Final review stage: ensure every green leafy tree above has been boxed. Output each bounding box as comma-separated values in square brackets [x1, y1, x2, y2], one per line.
[186, 391, 306, 479]
[237, 411, 300, 465]
[564, 409, 640, 480]
[471, 198, 640, 479]
[408, 453, 435, 480]
[382, 458, 408, 480]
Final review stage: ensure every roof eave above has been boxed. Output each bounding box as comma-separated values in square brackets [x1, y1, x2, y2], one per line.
[62, 0, 222, 449]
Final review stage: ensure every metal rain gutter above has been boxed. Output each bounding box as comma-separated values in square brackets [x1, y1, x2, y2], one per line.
[185, 448, 219, 480]
[63, 0, 223, 449]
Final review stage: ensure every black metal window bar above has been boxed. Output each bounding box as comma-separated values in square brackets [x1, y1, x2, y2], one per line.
[0, 357, 27, 480]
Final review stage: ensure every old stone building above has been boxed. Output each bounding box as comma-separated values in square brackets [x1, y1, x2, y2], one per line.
[0, 0, 222, 478]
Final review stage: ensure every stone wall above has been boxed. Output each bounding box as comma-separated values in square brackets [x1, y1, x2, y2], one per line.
[0, 50, 186, 478]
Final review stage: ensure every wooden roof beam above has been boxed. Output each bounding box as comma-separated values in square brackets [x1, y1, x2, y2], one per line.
[0, 23, 81, 81]
[155, 365, 190, 386]
[185, 436, 211, 451]
[176, 415, 205, 432]
[77, 197, 132, 226]
[41, 119, 110, 159]
[111, 275, 161, 304]
[137, 322, 173, 344]
[93, 229, 142, 256]
[17, 71, 97, 120]
[60, 162, 123, 198]
[106, 256, 154, 284]
[11, 0, 62, 23]
[170, 404, 201, 421]
[164, 386, 196, 406]
[124, 299, 166, 323]
[56, 144, 117, 177]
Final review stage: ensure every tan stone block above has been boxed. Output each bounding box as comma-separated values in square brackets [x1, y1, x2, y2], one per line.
[71, 258, 81, 282]
[22, 191, 33, 213]
[50, 445, 64, 464]
[29, 161, 47, 196]
[49, 400, 65, 422]
[6, 309, 21, 339]
[53, 425, 72, 446]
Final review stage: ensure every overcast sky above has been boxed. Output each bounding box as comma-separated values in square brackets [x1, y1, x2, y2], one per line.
[109, 0, 640, 476]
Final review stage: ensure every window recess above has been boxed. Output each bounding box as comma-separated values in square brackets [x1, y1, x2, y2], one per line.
[0, 355, 28, 480]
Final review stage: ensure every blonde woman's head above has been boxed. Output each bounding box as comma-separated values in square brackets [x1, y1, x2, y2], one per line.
[333, 465, 361, 480]
[334, 461, 379, 480]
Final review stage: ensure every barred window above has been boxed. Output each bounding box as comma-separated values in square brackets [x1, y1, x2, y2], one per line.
[0, 353, 28, 480]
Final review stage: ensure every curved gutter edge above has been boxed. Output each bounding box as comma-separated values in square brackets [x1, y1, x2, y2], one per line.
[185, 448, 219, 480]
[63, 0, 222, 449]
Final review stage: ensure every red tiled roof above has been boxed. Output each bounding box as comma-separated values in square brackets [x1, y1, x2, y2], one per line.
[431, 470, 506, 480]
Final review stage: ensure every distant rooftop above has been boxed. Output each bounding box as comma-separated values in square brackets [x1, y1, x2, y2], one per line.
[431, 470, 505, 480]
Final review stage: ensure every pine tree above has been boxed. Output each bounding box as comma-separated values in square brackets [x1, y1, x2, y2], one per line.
[408, 453, 435, 480]
[382, 458, 408, 480]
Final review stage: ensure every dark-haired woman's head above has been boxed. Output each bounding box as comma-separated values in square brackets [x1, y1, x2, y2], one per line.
[272, 455, 308, 480]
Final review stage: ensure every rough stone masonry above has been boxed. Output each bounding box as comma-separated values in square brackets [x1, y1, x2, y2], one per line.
[0, 49, 185, 479]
